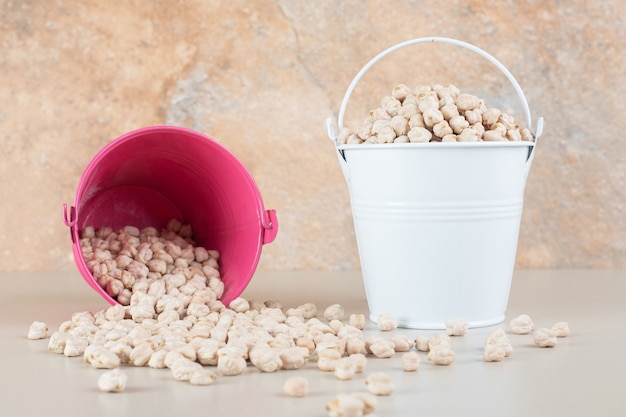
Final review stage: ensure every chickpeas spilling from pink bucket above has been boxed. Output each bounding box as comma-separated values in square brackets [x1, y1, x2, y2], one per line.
[79, 219, 222, 307]
[337, 84, 534, 145]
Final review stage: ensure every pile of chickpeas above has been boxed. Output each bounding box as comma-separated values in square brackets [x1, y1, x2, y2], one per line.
[27, 221, 568, 416]
[337, 84, 534, 145]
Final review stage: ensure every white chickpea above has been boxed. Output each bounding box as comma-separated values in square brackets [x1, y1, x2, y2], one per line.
[48, 331, 68, 354]
[369, 108, 391, 122]
[376, 126, 396, 144]
[27, 321, 48, 340]
[394, 135, 410, 143]
[391, 334, 414, 352]
[171, 357, 203, 381]
[483, 342, 507, 362]
[251, 347, 283, 373]
[279, 347, 310, 370]
[98, 368, 128, 393]
[534, 328, 558, 348]
[324, 304, 345, 321]
[390, 115, 409, 136]
[369, 339, 395, 359]
[509, 314, 534, 334]
[464, 109, 482, 125]
[506, 128, 522, 141]
[392, 84, 412, 101]
[105, 304, 126, 321]
[317, 348, 342, 372]
[148, 349, 168, 368]
[417, 93, 439, 113]
[217, 351, 247, 376]
[84, 345, 121, 369]
[401, 351, 420, 372]
[457, 128, 480, 142]
[345, 337, 366, 355]
[334, 357, 357, 380]
[456, 93, 482, 111]
[349, 314, 366, 330]
[381, 96, 402, 116]
[445, 318, 470, 336]
[482, 108, 501, 127]
[398, 103, 418, 119]
[485, 329, 513, 358]
[64, 335, 89, 357]
[448, 114, 470, 134]
[429, 334, 452, 350]
[415, 335, 430, 352]
[408, 126, 432, 143]
[520, 127, 534, 142]
[129, 341, 155, 366]
[326, 393, 369, 417]
[365, 372, 395, 396]
[356, 120, 373, 140]
[349, 353, 367, 374]
[427, 347, 456, 366]
[440, 102, 459, 121]
[422, 108, 444, 128]
[433, 120, 453, 138]
[283, 376, 309, 397]
[551, 322, 570, 337]
[483, 130, 505, 142]
[189, 369, 218, 386]
[408, 113, 425, 129]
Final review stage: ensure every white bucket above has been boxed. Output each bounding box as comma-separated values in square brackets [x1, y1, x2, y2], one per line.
[326, 38, 544, 329]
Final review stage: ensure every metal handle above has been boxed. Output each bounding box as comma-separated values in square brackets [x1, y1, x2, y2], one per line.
[329, 37, 543, 142]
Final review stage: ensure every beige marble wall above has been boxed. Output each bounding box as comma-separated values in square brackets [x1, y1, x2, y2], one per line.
[1, 0, 624, 271]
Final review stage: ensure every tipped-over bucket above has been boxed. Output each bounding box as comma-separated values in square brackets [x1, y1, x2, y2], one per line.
[63, 125, 278, 306]
[327, 38, 544, 329]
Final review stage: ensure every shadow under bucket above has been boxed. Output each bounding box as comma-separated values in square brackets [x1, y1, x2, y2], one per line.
[327, 37, 544, 329]
[63, 125, 278, 306]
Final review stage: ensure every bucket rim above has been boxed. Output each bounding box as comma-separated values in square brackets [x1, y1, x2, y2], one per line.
[337, 140, 535, 151]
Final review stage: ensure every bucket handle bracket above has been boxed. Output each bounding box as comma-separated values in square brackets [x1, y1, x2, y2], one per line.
[261, 209, 278, 244]
[62, 203, 78, 243]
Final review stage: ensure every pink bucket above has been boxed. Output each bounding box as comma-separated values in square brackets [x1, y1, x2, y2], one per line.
[63, 125, 278, 306]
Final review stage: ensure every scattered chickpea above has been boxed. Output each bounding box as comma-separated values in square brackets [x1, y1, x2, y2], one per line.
[483, 328, 513, 361]
[27, 321, 48, 340]
[551, 322, 570, 337]
[189, 369, 218, 386]
[317, 348, 342, 372]
[334, 357, 357, 380]
[324, 304, 345, 321]
[509, 314, 534, 334]
[365, 372, 395, 396]
[415, 335, 430, 352]
[98, 368, 128, 393]
[283, 376, 309, 397]
[376, 314, 398, 331]
[534, 328, 558, 348]
[445, 318, 469, 336]
[427, 347, 456, 366]
[391, 334, 414, 352]
[401, 351, 420, 372]
[48, 331, 68, 354]
[349, 313, 366, 330]
[280, 347, 310, 370]
[326, 393, 371, 417]
[349, 353, 367, 374]
[428, 334, 452, 350]
[369, 339, 395, 359]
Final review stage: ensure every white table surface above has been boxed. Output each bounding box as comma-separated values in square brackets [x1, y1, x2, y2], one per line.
[1, 269, 624, 417]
